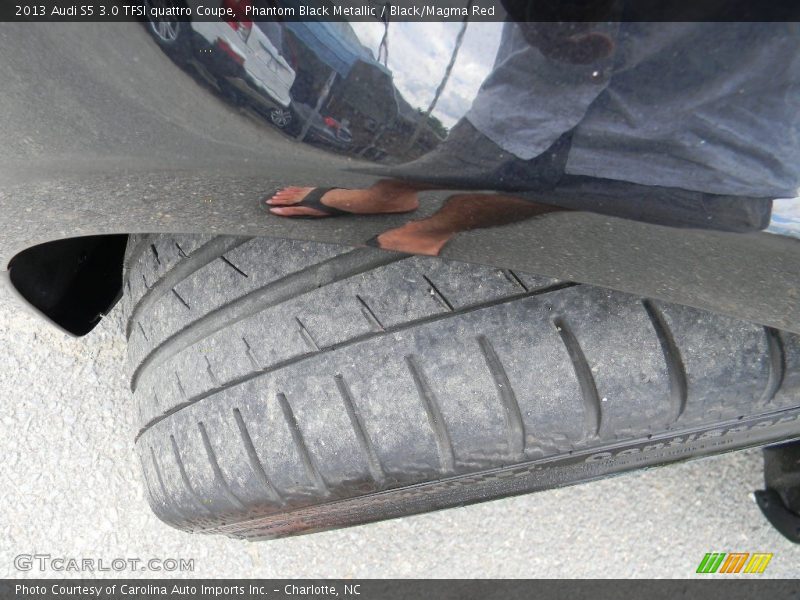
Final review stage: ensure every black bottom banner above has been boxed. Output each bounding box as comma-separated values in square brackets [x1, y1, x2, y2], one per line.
[1, 580, 798, 600]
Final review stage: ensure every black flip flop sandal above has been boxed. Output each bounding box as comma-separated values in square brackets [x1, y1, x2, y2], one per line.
[364, 234, 382, 248]
[268, 187, 351, 218]
[363, 234, 415, 256]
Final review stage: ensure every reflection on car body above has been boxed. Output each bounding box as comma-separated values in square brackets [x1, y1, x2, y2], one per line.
[145, 0, 296, 128]
[291, 102, 353, 150]
[283, 19, 445, 160]
[146, 4, 448, 158]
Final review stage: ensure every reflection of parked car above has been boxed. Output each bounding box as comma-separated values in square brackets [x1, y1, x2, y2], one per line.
[144, 0, 295, 128]
[290, 102, 353, 150]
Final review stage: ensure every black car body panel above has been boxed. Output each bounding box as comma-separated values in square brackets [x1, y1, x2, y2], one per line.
[1, 19, 799, 336]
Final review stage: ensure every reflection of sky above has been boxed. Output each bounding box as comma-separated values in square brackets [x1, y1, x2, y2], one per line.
[350, 22, 503, 127]
[768, 198, 800, 238]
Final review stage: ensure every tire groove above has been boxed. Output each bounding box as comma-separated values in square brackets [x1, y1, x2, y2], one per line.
[502, 269, 529, 291]
[198, 421, 247, 511]
[130, 248, 404, 392]
[172, 288, 191, 310]
[642, 300, 688, 424]
[204, 356, 220, 387]
[139, 454, 160, 509]
[761, 327, 786, 405]
[175, 371, 187, 399]
[276, 392, 328, 495]
[232, 408, 284, 505]
[242, 336, 261, 370]
[149, 447, 191, 523]
[355, 294, 385, 331]
[405, 355, 455, 474]
[295, 317, 320, 351]
[477, 335, 526, 459]
[134, 282, 577, 442]
[126, 236, 251, 338]
[334, 375, 385, 485]
[221, 255, 249, 278]
[169, 435, 213, 515]
[422, 274, 454, 311]
[123, 235, 150, 279]
[554, 317, 602, 439]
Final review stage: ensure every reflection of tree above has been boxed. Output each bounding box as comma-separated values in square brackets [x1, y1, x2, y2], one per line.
[405, 3, 472, 152]
[419, 110, 449, 139]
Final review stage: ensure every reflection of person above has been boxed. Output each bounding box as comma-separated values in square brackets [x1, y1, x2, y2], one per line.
[267, 22, 800, 256]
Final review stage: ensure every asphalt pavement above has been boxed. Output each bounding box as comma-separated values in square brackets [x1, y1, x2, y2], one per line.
[1, 293, 798, 578]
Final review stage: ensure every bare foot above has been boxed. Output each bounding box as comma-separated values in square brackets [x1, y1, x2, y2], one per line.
[267, 180, 420, 217]
[374, 221, 453, 256]
[371, 192, 565, 256]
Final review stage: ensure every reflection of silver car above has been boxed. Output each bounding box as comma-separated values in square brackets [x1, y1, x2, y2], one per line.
[144, 0, 295, 128]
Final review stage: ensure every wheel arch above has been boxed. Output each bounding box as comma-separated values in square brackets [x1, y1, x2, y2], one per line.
[5, 235, 129, 336]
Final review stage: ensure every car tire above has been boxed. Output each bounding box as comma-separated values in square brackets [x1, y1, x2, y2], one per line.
[144, 1, 190, 55]
[123, 234, 800, 539]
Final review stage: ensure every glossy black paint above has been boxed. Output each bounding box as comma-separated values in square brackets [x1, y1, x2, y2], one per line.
[1, 18, 798, 335]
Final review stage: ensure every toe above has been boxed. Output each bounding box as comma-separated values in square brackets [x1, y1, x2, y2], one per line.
[266, 186, 315, 206]
[274, 186, 303, 195]
[269, 206, 328, 218]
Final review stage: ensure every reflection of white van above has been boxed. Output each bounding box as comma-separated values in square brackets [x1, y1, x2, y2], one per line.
[144, 0, 296, 128]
